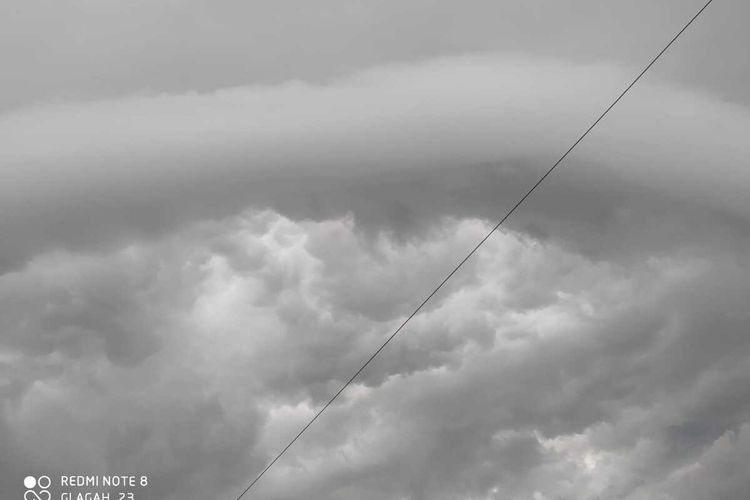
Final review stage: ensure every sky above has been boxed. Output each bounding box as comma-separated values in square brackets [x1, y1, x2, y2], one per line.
[1, 1, 749, 499]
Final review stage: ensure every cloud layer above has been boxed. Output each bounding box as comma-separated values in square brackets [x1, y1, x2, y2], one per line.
[2, 209, 749, 499]
[2, 55, 749, 272]
[2, 3, 750, 498]
[2, 0, 748, 109]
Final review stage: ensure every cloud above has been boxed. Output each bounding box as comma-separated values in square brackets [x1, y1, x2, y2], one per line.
[1, 1, 748, 498]
[1, 54, 749, 273]
[2, 0, 748, 109]
[1, 210, 748, 499]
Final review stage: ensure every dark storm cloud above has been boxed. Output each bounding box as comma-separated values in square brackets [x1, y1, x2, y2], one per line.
[1, 55, 749, 272]
[2, 2, 749, 499]
[2, 212, 749, 499]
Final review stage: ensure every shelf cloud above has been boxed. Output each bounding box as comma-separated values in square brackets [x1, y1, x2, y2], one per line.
[1, 2, 749, 499]
[1, 55, 749, 271]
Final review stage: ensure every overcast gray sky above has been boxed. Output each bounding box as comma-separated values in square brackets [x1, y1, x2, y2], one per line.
[1, 1, 749, 499]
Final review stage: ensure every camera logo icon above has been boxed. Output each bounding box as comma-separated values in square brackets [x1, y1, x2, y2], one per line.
[24, 475, 51, 500]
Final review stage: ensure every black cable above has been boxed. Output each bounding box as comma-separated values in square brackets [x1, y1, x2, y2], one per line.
[234, 1, 715, 497]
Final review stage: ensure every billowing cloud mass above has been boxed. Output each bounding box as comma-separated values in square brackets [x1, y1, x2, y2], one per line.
[2, 211, 749, 499]
[2, 1, 750, 500]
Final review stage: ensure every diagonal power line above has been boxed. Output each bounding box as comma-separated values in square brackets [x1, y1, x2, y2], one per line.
[234, 1, 715, 497]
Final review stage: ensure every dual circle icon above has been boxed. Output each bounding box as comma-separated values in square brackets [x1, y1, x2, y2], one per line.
[24, 475, 51, 495]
